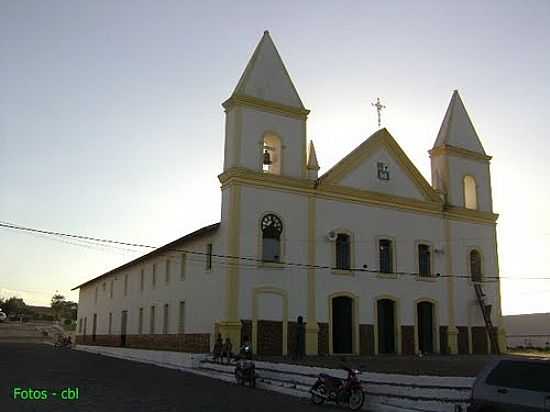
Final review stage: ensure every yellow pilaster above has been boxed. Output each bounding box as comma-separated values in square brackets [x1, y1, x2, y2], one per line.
[306, 196, 319, 355]
[497, 327, 507, 353]
[493, 225, 507, 354]
[444, 216, 459, 355]
[222, 183, 242, 348]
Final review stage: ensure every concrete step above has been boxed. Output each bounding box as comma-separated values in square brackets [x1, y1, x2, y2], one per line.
[199, 360, 472, 412]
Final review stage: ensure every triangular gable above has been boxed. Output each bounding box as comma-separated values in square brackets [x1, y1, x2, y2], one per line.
[232, 31, 305, 110]
[433, 90, 486, 154]
[320, 128, 441, 202]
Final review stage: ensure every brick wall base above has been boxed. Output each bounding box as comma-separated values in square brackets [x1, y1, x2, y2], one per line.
[318, 323, 329, 355]
[401, 325, 415, 355]
[257, 320, 283, 356]
[75, 333, 209, 353]
[472, 327, 489, 354]
[359, 324, 374, 355]
[240, 320, 252, 343]
[287, 321, 296, 356]
[439, 326, 448, 355]
[457, 326, 470, 354]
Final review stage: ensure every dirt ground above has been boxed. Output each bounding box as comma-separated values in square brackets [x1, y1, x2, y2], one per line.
[256, 353, 549, 377]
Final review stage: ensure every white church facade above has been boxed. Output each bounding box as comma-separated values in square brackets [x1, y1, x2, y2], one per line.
[74, 31, 505, 356]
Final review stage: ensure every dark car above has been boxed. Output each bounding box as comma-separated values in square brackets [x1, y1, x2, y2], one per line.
[468, 358, 550, 411]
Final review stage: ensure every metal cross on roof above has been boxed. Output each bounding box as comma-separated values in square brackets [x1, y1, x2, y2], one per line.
[371, 97, 386, 128]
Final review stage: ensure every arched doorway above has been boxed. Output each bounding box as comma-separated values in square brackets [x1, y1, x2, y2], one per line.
[332, 296, 353, 354]
[252, 287, 288, 356]
[417, 302, 434, 354]
[377, 299, 396, 354]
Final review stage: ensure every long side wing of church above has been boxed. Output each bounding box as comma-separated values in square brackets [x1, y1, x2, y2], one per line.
[73, 31, 505, 356]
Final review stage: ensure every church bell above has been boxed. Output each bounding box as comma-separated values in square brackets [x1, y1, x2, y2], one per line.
[263, 149, 272, 165]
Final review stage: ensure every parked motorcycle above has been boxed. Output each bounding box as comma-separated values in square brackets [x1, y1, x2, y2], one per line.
[54, 336, 73, 348]
[234, 344, 257, 388]
[310, 366, 365, 410]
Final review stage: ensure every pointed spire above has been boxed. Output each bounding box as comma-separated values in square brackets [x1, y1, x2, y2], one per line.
[231, 31, 305, 109]
[306, 140, 320, 180]
[433, 90, 486, 155]
[307, 140, 320, 170]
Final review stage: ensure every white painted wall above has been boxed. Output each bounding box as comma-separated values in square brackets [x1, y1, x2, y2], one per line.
[236, 184, 502, 337]
[76, 230, 225, 344]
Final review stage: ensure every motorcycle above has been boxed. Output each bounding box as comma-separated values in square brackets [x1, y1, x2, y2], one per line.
[54, 336, 72, 348]
[234, 344, 257, 388]
[310, 366, 365, 410]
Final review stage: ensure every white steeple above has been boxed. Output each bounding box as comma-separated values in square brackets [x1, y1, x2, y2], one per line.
[221, 32, 309, 179]
[230, 31, 305, 110]
[433, 90, 486, 155]
[430, 90, 494, 212]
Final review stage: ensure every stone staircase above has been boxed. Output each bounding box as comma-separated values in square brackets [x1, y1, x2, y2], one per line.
[197, 359, 474, 412]
[0, 321, 64, 344]
[73, 344, 475, 412]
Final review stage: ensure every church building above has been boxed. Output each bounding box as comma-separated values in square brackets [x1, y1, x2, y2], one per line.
[74, 31, 505, 356]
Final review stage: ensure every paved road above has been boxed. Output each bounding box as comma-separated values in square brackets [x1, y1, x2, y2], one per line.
[1, 343, 339, 412]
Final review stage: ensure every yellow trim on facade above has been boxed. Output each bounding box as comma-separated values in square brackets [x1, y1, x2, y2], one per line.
[373, 294, 402, 355]
[252, 286, 288, 356]
[329, 228, 355, 276]
[219, 167, 499, 224]
[413, 298, 440, 354]
[328, 292, 360, 355]
[320, 129, 442, 203]
[234, 106, 242, 166]
[444, 206, 498, 224]
[223, 94, 310, 120]
[429, 144, 492, 162]
[219, 184, 242, 348]
[444, 218, 458, 354]
[306, 196, 319, 355]
[414, 240, 436, 281]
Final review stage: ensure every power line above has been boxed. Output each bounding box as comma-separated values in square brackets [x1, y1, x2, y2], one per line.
[2, 220, 550, 282]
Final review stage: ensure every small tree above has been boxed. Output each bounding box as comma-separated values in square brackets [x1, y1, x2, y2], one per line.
[50, 294, 66, 321]
[2, 296, 27, 316]
[50, 294, 77, 321]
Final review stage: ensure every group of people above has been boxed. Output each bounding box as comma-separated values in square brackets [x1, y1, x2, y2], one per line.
[212, 316, 306, 362]
[213, 335, 234, 364]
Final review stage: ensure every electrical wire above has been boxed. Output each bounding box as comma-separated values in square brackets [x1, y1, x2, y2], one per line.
[2, 220, 550, 282]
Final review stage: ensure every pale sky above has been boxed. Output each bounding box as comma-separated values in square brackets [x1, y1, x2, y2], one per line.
[1, 1, 549, 314]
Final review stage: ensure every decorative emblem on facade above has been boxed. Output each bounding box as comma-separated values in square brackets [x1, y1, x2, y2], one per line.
[377, 162, 390, 181]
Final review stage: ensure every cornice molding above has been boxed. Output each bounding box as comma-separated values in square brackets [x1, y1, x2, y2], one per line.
[429, 144, 492, 162]
[222, 94, 310, 120]
[219, 168, 445, 216]
[219, 168, 498, 224]
[444, 206, 499, 224]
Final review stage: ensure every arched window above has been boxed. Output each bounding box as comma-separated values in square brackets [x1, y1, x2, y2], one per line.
[262, 134, 282, 175]
[335, 233, 351, 270]
[470, 250, 482, 282]
[261, 214, 283, 262]
[464, 176, 478, 210]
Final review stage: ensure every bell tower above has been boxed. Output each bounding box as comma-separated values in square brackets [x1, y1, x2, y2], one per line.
[222, 31, 310, 179]
[429, 90, 493, 213]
